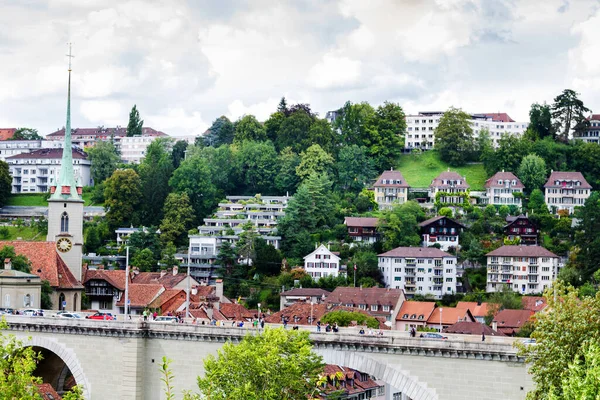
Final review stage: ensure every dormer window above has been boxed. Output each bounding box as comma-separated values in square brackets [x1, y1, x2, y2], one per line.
[403, 313, 409, 319]
[418, 315, 424, 320]
[410, 314, 417, 319]
[498, 180, 502, 185]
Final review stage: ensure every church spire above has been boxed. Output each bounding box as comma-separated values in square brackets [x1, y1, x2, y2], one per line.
[50, 43, 82, 201]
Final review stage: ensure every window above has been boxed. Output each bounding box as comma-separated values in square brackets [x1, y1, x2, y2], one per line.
[60, 212, 69, 233]
[446, 278, 453, 282]
[394, 277, 401, 281]
[446, 269, 452, 273]
[24, 294, 31, 307]
[371, 305, 378, 312]
[383, 305, 390, 312]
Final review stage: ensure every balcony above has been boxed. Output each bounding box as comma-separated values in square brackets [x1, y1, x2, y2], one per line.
[85, 287, 116, 296]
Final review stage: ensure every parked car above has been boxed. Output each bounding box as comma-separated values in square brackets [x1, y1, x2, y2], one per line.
[420, 332, 448, 340]
[153, 316, 178, 323]
[57, 312, 82, 319]
[521, 338, 537, 345]
[86, 312, 115, 320]
[21, 309, 44, 316]
[0, 308, 15, 315]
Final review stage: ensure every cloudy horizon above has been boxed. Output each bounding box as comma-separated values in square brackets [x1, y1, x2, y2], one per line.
[1, 0, 599, 137]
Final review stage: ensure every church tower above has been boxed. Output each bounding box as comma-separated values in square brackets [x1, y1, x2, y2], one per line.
[47, 44, 84, 282]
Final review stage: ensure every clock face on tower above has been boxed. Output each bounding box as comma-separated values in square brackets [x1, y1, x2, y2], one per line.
[56, 237, 73, 253]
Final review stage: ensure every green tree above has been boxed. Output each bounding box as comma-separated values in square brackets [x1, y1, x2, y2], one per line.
[169, 154, 217, 223]
[104, 169, 142, 229]
[159, 193, 195, 246]
[234, 141, 278, 194]
[518, 282, 600, 400]
[170, 140, 188, 169]
[296, 144, 334, 181]
[321, 310, 379, 329]
[527, 103, 554, 141]
[138, 138, 174, 226]
[570, 142, 600, 188]
[434, 107, 474, 166]
[275, 147, 301, 194]
[0, 246, 31, 273]
[482, 135, 531, 177]
[235, 221, 259, 266]
[276, 108, 314, 152]
[264, 111, 286, 144]
[334, 101, 377, 148]
[253, 238, 282, 276]
[126, 104, 144, 137]
[551, 89, 590, 141]
[203, 116, 235, 147]
[217, 241, 237, 275]
[486, 284, 522, 323]
[573, 192, 600, 280]
[527, 189, 548, 214]
[87, 140, 120, 184]
[0, 160, 12, 207]
[131, 248, 157, 272]
[128, 229, 162, 261]
[9, 127, 42, 140]
[195, 328, 324, 399]
[352, 250, 383, 284]
[548, 341, 600, 399]
[160, 243, 180, 269]
[233, 115, 267, 143]
[335, 145, 376, 192]
[379, 201, 425, 250]
[518, 154, 547, 194]
[373, 101, 406, 170]
[84, 225, 101, 254]
[197, 144, 239, 196]
[41, 280, 53, 309]
[306, 118, 337, 155]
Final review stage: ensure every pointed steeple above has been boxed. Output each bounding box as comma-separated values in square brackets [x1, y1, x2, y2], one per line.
[50, 43, 83, 202]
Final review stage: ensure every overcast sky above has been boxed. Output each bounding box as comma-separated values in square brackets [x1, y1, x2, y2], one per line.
[1, 0, 599, 136]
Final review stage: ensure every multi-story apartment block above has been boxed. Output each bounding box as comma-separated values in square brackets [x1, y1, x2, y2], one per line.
[428, 171, 469, 205]
[573, 114, 600, 143]
[504, 215, 539, 246]
[378, 247, 457, 299]
[0, 140, 65, 161]
[6, 148, 91, 193]
[405, 111, 528, 150]
[303, 244, 341, 281]
[344, 217, 380, 243]
[486, 245, 559, 295]
[481, 171, 524, 206]
[373, 169, 410, 210]
[186, 195, 289, 282]
[544, 171, 591, 214]
[418, 216, 465, 251]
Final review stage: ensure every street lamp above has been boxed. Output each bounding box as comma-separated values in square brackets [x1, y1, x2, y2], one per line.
[310, 301, 314, 325]
[439, 308, 443, 332]
[257, 303, 261, 325]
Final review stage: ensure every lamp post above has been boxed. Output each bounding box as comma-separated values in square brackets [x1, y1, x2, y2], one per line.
[439, 308, 443, 332]
[310, 301, 314, 325]
[257, 303, 261, 329]
[185, 243, 191, 321]
[124, 246, 130, 320]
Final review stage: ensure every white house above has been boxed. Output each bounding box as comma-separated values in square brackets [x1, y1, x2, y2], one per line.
[544, 171, 592, 214]
[303, 244, 341, 281]
[482, 171, 524, 206]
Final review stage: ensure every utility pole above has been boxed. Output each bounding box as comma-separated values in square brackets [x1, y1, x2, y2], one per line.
[353, 263, 357, 288]
[124, 246, 129, 320]
[186, 243, 191, 321]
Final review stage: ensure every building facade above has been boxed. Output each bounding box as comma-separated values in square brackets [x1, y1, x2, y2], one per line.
[418, 216, 465, 251]
[428, 171, 469, 206]
[486, 245, 559, 295]
[378, 247, 457, 299]
[482, 171, 524, 206]
[573, 114, 600, 143]
[373, 170, 410, 210]
[344, 217, 380, 243]
[504, 215, 539, 245]
[405, 111, 528, 150]
[544, 171, 591, 214]
[303, 244, 341, 281]
[0, 259, 42, 309]
[325, 287, 405, 322]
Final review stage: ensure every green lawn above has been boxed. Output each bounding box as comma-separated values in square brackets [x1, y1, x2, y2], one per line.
[6, 192, 102, 207]
[0, 226, 45, 241]
[395, 151, 488, 190]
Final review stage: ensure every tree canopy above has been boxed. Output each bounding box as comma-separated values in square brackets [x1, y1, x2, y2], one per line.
[126, 104, 144, 137]
[104, 169, 142, 229]
[434, 107, 474, 166]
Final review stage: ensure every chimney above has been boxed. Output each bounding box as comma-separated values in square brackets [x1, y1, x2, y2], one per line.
[492, 321, 498, 332]
[160, 270, 167, 278]
[192, 286, 198, 296]
[215, 279, 224, 302]
[172, 266, 178, 276]
[4, 258, 11, 270]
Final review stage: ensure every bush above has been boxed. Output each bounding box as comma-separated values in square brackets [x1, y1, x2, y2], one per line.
[320, 310, 379, 329]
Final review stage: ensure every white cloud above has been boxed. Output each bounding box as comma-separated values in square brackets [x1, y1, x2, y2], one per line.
[307, 53, 362, 90]
[569, 8, 600, 91]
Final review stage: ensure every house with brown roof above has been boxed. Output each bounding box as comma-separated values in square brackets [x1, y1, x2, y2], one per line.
[544, 171, 592, 214]
[573, 114, 600, 143]
[428, 171, 470, 206]
[426, 307, 475, 332]
[395, 301, 436, 331]
[344, 217, 380, 243]
[324, 287, 405, 323]
[482, 171, 524, 207]
[317, 365, 384, 399]
[279, 288, 330, 310]
[486, 245, 559, 295]
[373, 169, 410, 210]
[504, 215, 540, 246]
[492, 309, 534, 336]
[0, 241, 83, 311]
[443, 321, 505, 337]
[521, 296, 547, 312]
[456, 301, 492, 324]
[418, 216, 465, 251]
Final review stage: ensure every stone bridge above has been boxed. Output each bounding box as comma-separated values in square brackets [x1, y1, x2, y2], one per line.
[3, 316, 533, 400]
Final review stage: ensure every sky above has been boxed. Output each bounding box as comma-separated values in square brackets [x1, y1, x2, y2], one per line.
[0, 0, 599, 137]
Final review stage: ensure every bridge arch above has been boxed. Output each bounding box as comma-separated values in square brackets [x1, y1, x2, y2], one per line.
[316, 348, 438, 400]
[23, 336, 91, 399]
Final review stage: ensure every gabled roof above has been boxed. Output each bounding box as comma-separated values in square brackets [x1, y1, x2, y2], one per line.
[443, 321, 505, 336]
[0, 241, 82, 289]
[485, 171, 524, 189]
[418, 215, 466, 229]
[396, 301, 436, 321]
[588, 114, 600, 121]
[493, 309, 534, 331]
[215, 303, 254, 321]
[379, 246, 453, 258]
[479, 113, 515, 122]
[303, 244, 341, 261]
[374, 170, 410, 188]
[6, 148, 88, 160]
[456, 302, 491, 318]
[429, 171, 469, 189]
[427, 307, 475, 325]
[325, 287, 403, 308]
[544, 171, 592, 189]
[521, 296, 547, 312]
[37, 383, 62, 400]
[280, 288, 331, 297]
[486, 245, 557, 258]
[131, 271, 189, 288]
[344, 217, 379, 228]
[84, 269, 127, 291]
[115, 284, 164, 307]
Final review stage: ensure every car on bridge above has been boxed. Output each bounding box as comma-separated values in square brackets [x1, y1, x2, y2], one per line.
[21, 309, 44, 316]
[153, 316, 178, 323]
[420, 332, 448, 340]
[57, 312, 82, 319]
[86, 312, 116, 321]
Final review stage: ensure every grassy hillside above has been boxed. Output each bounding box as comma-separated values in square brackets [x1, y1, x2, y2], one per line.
[6, 192, 100, 207]
[396, 151, 487, 190]
[0, 226, 45, 241]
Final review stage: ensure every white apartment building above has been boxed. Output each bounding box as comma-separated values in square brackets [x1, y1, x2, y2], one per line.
[405, 112, 528, 150]
[428, 171, 470, 205]
[0, 140, 64, 161]
[544, 171, 591, 214]
[373, 169, 410, 210]
[378, 247, 457, 299]
[573, 114, 600, 143]
[6, 148, 91, 194]
[486, 245, 559, 295]
[303, 244, 341, 280]
[482, 171, 524, 206]
[119, 135, 162, 164]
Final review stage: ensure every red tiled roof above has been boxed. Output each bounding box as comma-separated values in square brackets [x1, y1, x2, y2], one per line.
[47, 126, 167, 138]
[325, 287, 404, 309]
[344, 217, 379, 228]
[319, 365, 383, 398]
[149, 289, 182, 309]
[217, 303, 254, 321]
[374, 170, 410, 188]
[430, 171, 470, 189]
[443, 321, 505, 336]
[116, 284, 164, 307]
[190, 308, 209, 319]
[6, 148, 88, 160]
[0, 241, 82, 289]
[493, 309, 534, 333]
[479, 113, 515, 122]
[396, 301, 436, 321]
[379, 246, 452, 258]
[427, 307, 475, 325]
[521, 296, 547, 312]
[588, 114, 600, 121]
[486, 245, 557, 258]
[280, 288, 331, 297]
[84, 269, 127, 291]
[131, 271, 188, 288]
[0, 128, 16, 141]
[37, 383, 62, 400]
[265, 303, 390, 329]
[456, 302, 491, 318]
[485, 171, 524, 189]
[544, 171, 591, 189]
